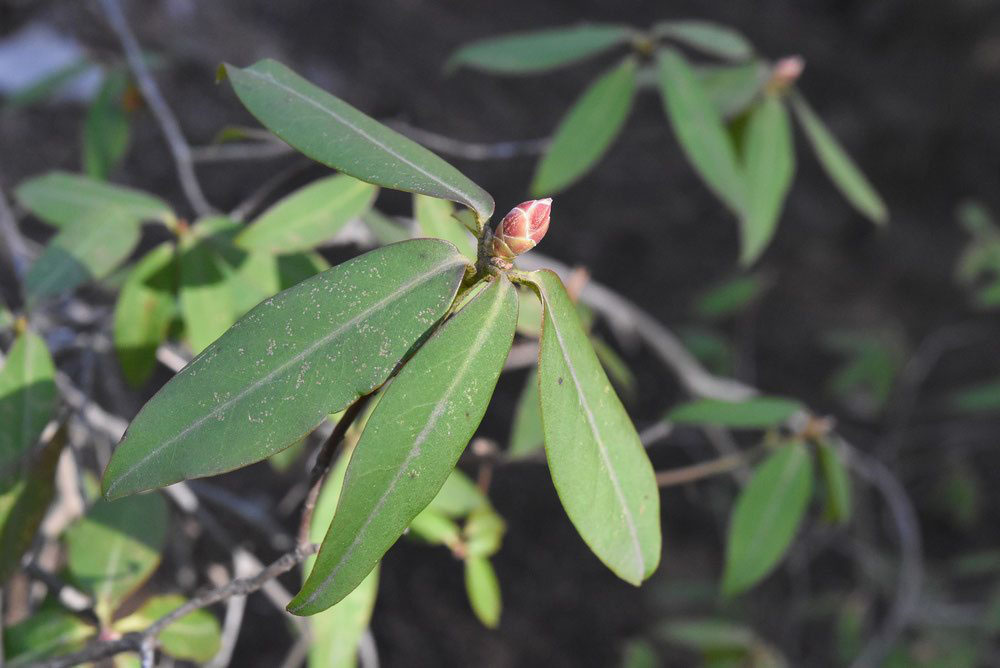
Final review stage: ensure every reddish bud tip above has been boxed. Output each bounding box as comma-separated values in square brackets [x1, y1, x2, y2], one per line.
[768, 55, 805, 91]
[492, 198, 552, 260]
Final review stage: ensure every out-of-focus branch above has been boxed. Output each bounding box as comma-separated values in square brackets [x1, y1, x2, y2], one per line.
[655, 448, 759, 487]
[96, 0, 214, 217]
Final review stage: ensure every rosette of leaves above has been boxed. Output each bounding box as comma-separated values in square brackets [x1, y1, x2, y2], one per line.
[100, 58, 661, 617]
[447, 20, 887, 265]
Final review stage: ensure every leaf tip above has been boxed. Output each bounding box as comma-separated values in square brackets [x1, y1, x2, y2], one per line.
[215, 63, 231, 84]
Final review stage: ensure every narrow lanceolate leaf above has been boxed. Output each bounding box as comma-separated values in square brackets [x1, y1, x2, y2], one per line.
[0, 331, 57, 470]
[83, 68, 132, 180]
[102, 240, 469, 499]
[14, 171, 174, 228]
[237, 174, 378, 253]
[65, 493, 168, 622]
[224, 60, 494, 223]
[529, 270, 660, 585]
[817, 440, 852, 524]
[414, 195, 476, 261]
[531, 58, 637, 196]
[790, 92, 887, 225]
[722, 442, 813, 595]
[2, 609, 95, 668]
[657, 48, 745, 214]
[508, 368, 544, 459]
[668, 397, 802, 429]
[25, 212, 142, 306]
[652, 20, 754, 62]
[115, 595, 221, 662]
[697, 62, 767, 119]
[179, 219, 237, 353]
[464, 556, 502, 628]
[113, 243, 177, 386]
[290, 276, 517, 615]
[446, 24, 633, 75]
[740, 94, 795, 265]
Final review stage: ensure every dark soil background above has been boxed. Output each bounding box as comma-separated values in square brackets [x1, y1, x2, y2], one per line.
[4, 1, 1000, 666]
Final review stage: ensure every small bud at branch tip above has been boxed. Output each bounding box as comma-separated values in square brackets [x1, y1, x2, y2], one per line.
[492, 198, 552, 260]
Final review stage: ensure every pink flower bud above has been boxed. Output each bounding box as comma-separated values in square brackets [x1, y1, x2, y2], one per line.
[767, 55, 805, 91]
[492, 198, 552, 260]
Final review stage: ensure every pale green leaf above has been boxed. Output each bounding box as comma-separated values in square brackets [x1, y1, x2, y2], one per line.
[425, 469, 490, 518]
[0, 330, 57, 470]
[408, 508, 463, 547]
[530, 270, 660, 585]
[657, 618, 756, 653]
[697, 62, 767, 118]
[238, 174, 378, 253]
[668, 397, 802, 429]
[2, 609, 95, 667]
[740, 94, 795, 265]
[508, 368, 544, 459]
[2, 58, 93, 109]
[464, 555, 501, 628]
[224, 59, 494, 223]
[722, 442, 813, 595]
[817, 440, 851, 524]
[115, 595, 221, 662]
[179, 219, 237, 354]
[446, 24, 633, 75]
[463, 507, 506, 558]
[515, 287, 543, 337]
[361, 209, 411, 245]
[102, 239, 469, 499]
[414, 195, 476, 261]
[790, 92, 887, 225]
[657, 48, 745, 213]
[14, 171, 174, 228]
[66, 493, 168, 622]
[653, 20, 754, 61]
[290, 276, 517, 614]
[83, 68, 131, 180]
[531, 57, 636, 195]
[113, 243, 177, 386]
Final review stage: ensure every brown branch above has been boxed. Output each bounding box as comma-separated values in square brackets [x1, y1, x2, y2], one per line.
[655, 450, 758, 487]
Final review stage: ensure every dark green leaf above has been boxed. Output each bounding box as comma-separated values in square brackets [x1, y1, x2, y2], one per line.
[103, 239, 469, 499]
[0, 330, 57, 470]
[817, 440, 851, 524]
[464, 555, 501, 628]
[414, 195, 476, 261]
[740, 94, 795, 265]
[668, 397, 802, 429]
[508, 368, 544, 459]
[621, 639, 660, 668]
[238, 175, 378, 253]
[113, 243, 177, 386]
[290, 276, 517, 614]
[224, 59, 494, 223]
[14, 171, 174, 228]
[694, 274, 767, 320]
[531, 58, 636, 195]
[66, 493, 168, 622]
[652, 21, 754, 61]
[115, 595, 221, 662]
[2, 609, 95, 667]
[530, 270, 660, 585]
[657, 48, 745, 214]
[722, 442, 813, 595]
[446, 24, 632, 75]
[790, 92, 887, 225]
[83, 69, 132, 180]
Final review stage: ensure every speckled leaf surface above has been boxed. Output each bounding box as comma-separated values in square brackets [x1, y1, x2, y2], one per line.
[290, 276, 517, 615]
[103, 239, 469, 499]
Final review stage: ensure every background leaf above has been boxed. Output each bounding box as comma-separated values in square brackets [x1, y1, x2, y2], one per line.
[103, 239, 468, 499]
[508, 368, 544, 459]
[697, 62, 767, 119]
[817, 439, 852, 524]
[657, 48, 745, 214]
[530, 270, 660, 585]
[237, 174, 378, 253]
[531, 57, 637, 195]
[790, 92, 887, 225]
[464, 555, 502, 628]
[115, 595, 221, 662]
[65, 492, 168, 622]
[224, 59, 494, 223]
[413, 194, 477, 261]
[0, 330, 57, 469]
[446, 24, 632, 74]
[667, 397, 802, 429]
[694, 273, 768, 320]
[740, 94, 796, 265]
[14, 171, 174, 228]
[179, 218, 238, 353]
[113, 243, 177, 386]
[291, 276, 517, 615]
[722, 442, 813, 595]
[652, 20, 755, 61]
[2, 609, 95, 667]
[83, 68, 132, 180]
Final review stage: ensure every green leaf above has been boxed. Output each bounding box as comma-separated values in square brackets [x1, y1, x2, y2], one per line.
[463, 507, 506, 558]
[464, 555, 501, 628]
[817, 440, 851, 524]
[657, 618, 756, 653]
[66, 493, 168, 622]
[0, 426, 66, 585]
[790, 93, 887, 225]
[224, 59, 494, 223]
[621, 639, 660, 668]
[102, 239, 469, 499]
[361, 209, 411, 245]
[508, 368, 544, 459]
[83, 68, 132, 180]
[290, 276, 517, 615]
[531, 57, 637, 195]
[667, 397, 802, 429]
[414, 195, 476, 261]
[179, 219, 237, 353]
[949, 379, 1000, 414]
[722, 442, 813, 595]
[590, 335, 637, 398]
[740, 94, 796, 265]
[446, 24, 633, 75]
[408, 508, 463, 547]
[515, 287, 543, 337]
[425, 469, 490, 518]
[694, 274, 767, 320]
[113, 243, 178, 386]
[697, 62, 766, 118]
[14, 171, 175, 228]
[238, 175, 378, 253]
[657, 48, 745, 214]
[652, 20, 754, 61]
[115, 595, 221, 662]
[2, 609, 95, 667]
[0, 330, 57, 470]
[529, 270, 660, 585]
[25, 212, 142, 306]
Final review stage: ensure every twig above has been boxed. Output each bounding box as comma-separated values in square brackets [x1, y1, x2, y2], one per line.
[204, 551, 256, 668]
[388, 120, 549, 160]
[192, 140, 295, 163]
[96, 0, 214, 217]
[655, 450, 757, 487]
[228, 159, 313, 222]
[0, 180, 30, 283]
[37, 544, 318, 668]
